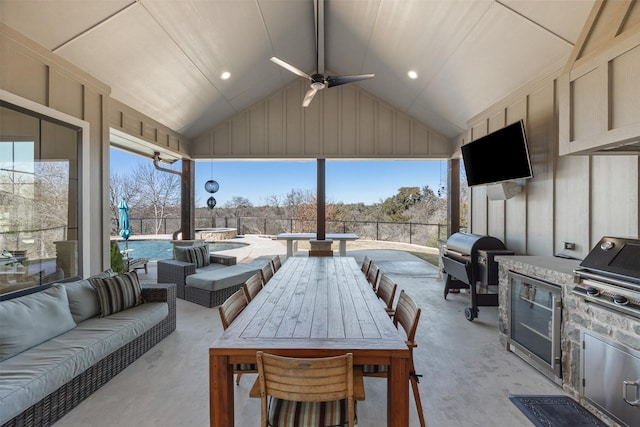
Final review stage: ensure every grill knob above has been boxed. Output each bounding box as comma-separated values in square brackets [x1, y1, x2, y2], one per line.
[586, 286, 600, 296]
[612, 295, 629, 306]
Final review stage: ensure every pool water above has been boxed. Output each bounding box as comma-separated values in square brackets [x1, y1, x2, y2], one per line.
[117, 240, 247, 260]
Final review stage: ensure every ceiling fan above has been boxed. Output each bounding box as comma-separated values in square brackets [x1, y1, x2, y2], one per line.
[270, 0, 374, 107]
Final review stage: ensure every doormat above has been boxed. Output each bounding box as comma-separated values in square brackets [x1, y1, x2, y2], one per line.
[508, 395, 607, 427]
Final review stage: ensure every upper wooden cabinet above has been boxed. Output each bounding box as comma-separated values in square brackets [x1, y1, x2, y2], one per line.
[559, 1, 640, 155]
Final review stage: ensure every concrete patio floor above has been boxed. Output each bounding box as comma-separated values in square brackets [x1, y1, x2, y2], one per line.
[56, 235, 566, 426]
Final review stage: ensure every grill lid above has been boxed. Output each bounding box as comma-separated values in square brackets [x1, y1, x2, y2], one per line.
[445, 232, 506, 257]
[577, 236, 640, 284]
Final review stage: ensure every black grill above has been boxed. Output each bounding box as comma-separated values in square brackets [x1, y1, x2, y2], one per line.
[573, 236, 640, 319]
[441, 232, 513, 321]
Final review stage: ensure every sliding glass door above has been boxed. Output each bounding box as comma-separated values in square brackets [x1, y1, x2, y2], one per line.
[0, 103, 81, 296]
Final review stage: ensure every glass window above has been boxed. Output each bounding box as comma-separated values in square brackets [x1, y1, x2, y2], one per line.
[0, 104, 81, 296]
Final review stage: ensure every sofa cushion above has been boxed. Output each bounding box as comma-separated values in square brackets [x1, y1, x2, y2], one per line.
[90, 271, 143, 317]
[0, 301, 168, 425]
[0, 285, 76, 362]
[64, 279, 101, 323]
[186, 263, 262, 291]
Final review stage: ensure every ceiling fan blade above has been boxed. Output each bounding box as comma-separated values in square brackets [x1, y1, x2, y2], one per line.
[302, 88, 318, 107]
[270, 57, 312, 80]
[326, 74, 375, 88]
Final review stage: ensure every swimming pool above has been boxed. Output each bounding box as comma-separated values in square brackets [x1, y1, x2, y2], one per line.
[117, 240, 248, 260]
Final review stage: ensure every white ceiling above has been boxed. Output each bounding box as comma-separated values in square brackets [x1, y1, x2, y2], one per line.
[0, 0, 595, 142]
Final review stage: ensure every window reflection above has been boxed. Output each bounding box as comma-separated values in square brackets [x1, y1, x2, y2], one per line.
[0, 104, 80, 295]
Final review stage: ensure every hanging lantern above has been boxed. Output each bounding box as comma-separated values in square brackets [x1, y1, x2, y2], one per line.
[207, 196, 217, 209]
[205, 179, 219, 193]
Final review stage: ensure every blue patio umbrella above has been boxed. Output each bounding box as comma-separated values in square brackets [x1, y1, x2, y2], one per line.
[118, 199, 131, 256]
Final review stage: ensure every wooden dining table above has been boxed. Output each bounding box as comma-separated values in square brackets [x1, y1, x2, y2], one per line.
[209, 256, 411, 426]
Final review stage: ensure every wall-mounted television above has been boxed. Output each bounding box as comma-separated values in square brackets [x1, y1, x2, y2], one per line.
[461, 119, 533, 187]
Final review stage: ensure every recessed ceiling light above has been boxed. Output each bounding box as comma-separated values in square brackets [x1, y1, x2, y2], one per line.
[408, 70, 418, 79]
[221, 71, 231, 80]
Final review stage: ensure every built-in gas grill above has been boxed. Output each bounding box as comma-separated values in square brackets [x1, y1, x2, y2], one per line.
[572, 236, 640, 319]
[572, 236, 640, 427]
[441, 232, 513, 321]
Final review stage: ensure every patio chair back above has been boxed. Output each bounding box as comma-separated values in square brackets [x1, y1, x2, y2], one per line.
[243, 272, 264, 302]
[218, 289, 248, 330]
[260, 262, 274, 284]
[256, 352, 356, 427]
[360, 255, 372, 276]
[366, 262, 380, 291]
[271, 255, 282, 273]
[376, 273, 398, 316]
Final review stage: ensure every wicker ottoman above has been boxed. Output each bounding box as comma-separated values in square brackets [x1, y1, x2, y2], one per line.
[184, 266, 261, 308]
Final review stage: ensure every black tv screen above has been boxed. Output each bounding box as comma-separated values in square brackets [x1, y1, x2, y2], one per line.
[461, 120, 533, 186]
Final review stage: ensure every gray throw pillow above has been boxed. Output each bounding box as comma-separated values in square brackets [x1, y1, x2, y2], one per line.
[0, 284, 77, 361]
[173, 245, 191, 262]
[64, 279, 101, 323]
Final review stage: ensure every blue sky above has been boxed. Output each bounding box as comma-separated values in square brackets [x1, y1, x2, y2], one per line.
[110, 148, 446, 208]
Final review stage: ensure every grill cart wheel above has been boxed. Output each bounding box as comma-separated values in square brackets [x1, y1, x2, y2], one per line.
[465, 307, 475, 321]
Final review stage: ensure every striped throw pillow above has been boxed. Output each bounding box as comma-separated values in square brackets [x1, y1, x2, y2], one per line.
[185, 244, 210, 268]
[268, 398, 356, 427]
[90, 271, 143, 317]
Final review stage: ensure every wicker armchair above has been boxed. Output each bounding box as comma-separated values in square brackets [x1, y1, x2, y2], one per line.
[157, 259, 196, 299]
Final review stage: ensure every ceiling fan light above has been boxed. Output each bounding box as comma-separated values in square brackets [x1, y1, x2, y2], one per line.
[311, 81, 325, 90]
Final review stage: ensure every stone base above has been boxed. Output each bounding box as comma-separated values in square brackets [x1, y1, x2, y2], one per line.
[309, 239, 333, 257]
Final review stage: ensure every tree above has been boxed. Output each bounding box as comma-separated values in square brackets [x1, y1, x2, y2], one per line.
[224, 196, 253, 215]
[129, 162, 181, 234]
[382, 186, 424, 222]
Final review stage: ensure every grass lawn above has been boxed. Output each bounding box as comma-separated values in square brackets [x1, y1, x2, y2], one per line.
[408, 251, 440, 267]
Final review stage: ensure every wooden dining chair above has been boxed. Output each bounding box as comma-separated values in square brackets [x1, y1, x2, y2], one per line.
[260, 262, 274, 284]
[256, 351, 357, 427]
[366, 261, 380, 292]
[361, 290, 425, 427]
[243, 272, 264, 302]
[218, 289, 256, 385]
[376, 273, 398, 317]
[271, 255, 282, 273]
[360, 255, 372, 276]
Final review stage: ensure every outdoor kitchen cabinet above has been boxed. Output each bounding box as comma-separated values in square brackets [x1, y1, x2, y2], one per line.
[558, 29, 640, 155]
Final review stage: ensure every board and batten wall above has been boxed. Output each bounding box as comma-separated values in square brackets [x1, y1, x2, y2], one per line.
[190, 77, 452, 160]
[0, 23, 111, 274]
[463, 71, 639, 258]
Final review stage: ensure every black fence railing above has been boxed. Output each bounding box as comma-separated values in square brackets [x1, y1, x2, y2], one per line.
[113, 217, 466, 247]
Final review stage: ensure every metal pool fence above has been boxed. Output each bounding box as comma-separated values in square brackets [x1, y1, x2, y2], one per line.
[113, 217, 464, 248]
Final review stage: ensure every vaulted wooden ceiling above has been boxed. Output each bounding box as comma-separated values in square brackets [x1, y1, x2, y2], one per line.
[0, 0, 595, 143]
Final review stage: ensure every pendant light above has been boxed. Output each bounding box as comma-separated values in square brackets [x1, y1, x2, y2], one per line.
[205, 160, 219, 209]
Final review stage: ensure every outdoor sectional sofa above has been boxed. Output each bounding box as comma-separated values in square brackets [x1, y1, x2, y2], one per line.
[0, 271, 176, 427]
[157, 244, 271, 307]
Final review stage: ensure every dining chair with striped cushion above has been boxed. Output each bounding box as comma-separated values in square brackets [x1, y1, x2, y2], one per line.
[218, 289, 256, 385]
[361, 290, 425, 427]
[256, 351, 357, 427]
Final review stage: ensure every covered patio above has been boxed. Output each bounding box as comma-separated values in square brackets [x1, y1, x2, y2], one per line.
[54, 240, 563, 427]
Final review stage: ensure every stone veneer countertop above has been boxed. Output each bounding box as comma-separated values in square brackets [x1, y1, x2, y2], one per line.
[494, 255, 581, 283]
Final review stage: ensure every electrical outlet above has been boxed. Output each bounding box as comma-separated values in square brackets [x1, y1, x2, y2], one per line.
[564, 242, 575, 250]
